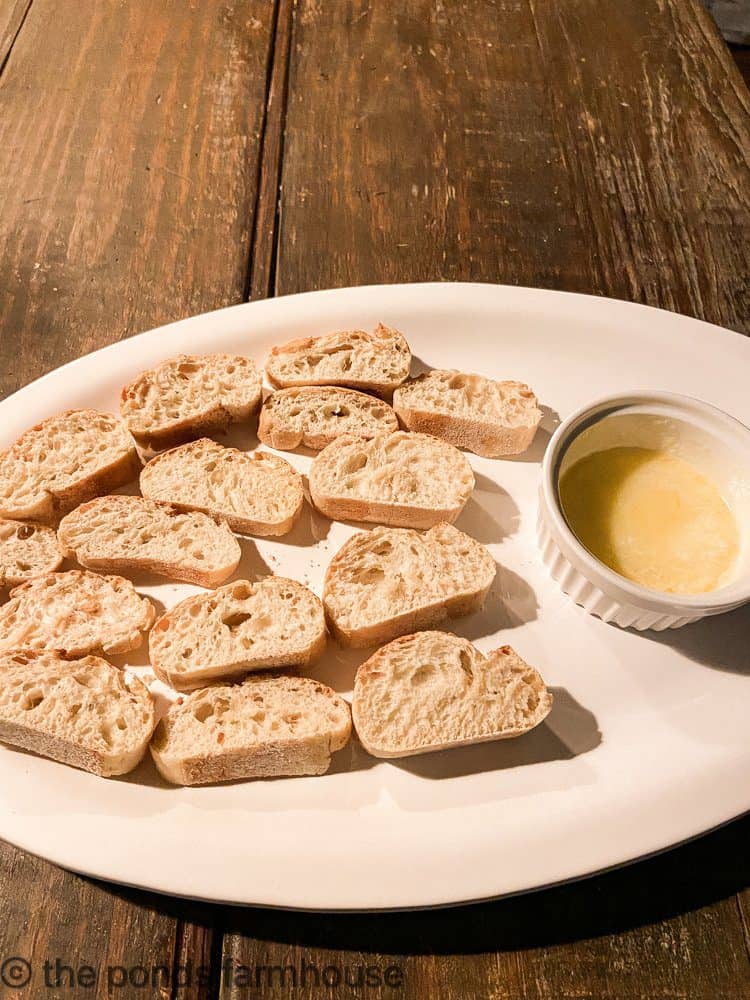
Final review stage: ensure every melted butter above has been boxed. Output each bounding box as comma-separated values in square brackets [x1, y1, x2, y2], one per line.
[559, 446, 739, 594]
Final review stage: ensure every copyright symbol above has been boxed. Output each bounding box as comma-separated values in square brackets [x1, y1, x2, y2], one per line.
[1, 957, 31, 988]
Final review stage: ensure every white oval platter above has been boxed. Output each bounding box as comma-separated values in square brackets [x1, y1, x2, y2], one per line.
[0, 282, 747, 910]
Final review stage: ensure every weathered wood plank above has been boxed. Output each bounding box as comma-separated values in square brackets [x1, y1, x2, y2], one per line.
[223, 0, 750, 997]
[0, 0, 31, 68]
[529, 0, 750, 333]
[0, 0, 275, 398]
[0, 0, 275, 994]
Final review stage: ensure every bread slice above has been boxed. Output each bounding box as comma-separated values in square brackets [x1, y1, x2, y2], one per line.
[309, 431, 474, 529]
[0, 649, 154, 776]
[393, 371, 542, 457]
[58, 495, 241, 588]
[258, 386, 399, 451]
[0, 518, 63, 587]
[352, 631, 552, 758]
[149, 578, 326, 690]
[120, 353, 262, 456]
[323, 522, 495, 647]
[140, 438, 303, 537]
[0, 409, 140, 523]
[0, 570, 155, 657]
[150, 674, 351, 785]
[265, 324, 411, 394]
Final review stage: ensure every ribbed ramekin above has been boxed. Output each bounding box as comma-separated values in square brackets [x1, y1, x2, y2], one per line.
[537, 392, 750, 631]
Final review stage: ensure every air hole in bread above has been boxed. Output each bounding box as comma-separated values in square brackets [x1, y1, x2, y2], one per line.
[351, 565, 385, 585]
[23, 690, 44, 710]
[222, 611, 252, 629]
[15, 525, 35, 540]
[448, 374, 468, 390]
[410, 665, 434, 686]
[181, 647, 192, 658]
[458, 650, 474, 682]
[231, 583, 252, 601]
[193, 702, 214, 723]
[69, 703, 81, 717]
[344, 453, 368, 475]
[74, 674, 92, 687]
[177, 362, 200, 377]
[116, 716, 127, 731]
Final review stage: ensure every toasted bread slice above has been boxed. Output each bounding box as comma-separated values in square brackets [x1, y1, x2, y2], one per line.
[149, 578, 326, 690]
[120, 353, 262, 456]
[0, 409, 140, 523]
[352, 632, 552, 758]
[0, 570, 155, 657]
[140, 438, 303, 536]
[150, 674, 351, 785]
[258, 386, 399, 451]
[323, 522, 495, 647]
[0, 519, 63, 587]
[265, 324, 410, 394]
[309, 431, 474, 529]
[393, 370, 542, 457]
[58, 495, 240, 588]
[0, 649, 154, 776]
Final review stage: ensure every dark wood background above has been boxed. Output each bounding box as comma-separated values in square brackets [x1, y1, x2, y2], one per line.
[0, 1, 749, 997]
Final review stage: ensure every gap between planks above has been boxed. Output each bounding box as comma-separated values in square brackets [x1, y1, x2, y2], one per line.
[245, 0, 296, 302]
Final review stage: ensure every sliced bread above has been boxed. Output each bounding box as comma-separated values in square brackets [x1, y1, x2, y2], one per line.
[140, 438, 303, 536]
[149, 577, 326, 690]
[0, 518, 63, 587]
[120, 353, 262, 456]
[0, 570, 155, 657]
[323, 522, 496, 647]
[393, 370, 542, 457]
[150, 674, 351, 785]
[309, 431, 474, 529]
[58, 495, 241, 588]
[265, 324, 411, 394]
[0, 649, 154, 776]
[352, 631, 552, 758]
[258, 386, 399, 451]
[0, 409, 140, 523]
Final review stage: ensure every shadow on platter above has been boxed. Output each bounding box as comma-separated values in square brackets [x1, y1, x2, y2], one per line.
[500, 404, 560, 464]
[637, 602, 750, 676]
[453, 563, 539, 638]
[226, 536, 273, 582]
[456, 490, 519, 543]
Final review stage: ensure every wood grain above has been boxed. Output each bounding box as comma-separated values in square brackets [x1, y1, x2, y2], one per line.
[0, 0, 274, 399]
[0, 1, 274, 997]
[224, 0, 750, 997]
[0, 0, 748, 996]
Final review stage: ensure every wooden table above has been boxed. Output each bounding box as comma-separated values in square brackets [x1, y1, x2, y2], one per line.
[0, 1, 749, 997]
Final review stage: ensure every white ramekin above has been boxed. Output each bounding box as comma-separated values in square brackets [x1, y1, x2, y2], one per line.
[537, 391, 750, 630]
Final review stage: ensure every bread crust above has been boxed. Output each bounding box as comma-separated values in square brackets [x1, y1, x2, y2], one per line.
[323, 523, 496, 648]
[258, 386, 399, 451]
[149, 578, 327, 690]
[309, 432, 474, 530]
[150, 674, 351, 785]
[120, 354, 262, 457]
[140, 439, 304, 536]
[0, 650, 155, 776]
[352, 632, 553, 758]
[265, 324, 411, 394]
[0, 570, 155, 657]
[0, 409, 140, 523]
[393, 372, 542, 457]
[58, 495, 241, 588]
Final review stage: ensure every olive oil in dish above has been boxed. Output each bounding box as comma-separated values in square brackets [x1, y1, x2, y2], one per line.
[558, 446, 739, 595]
